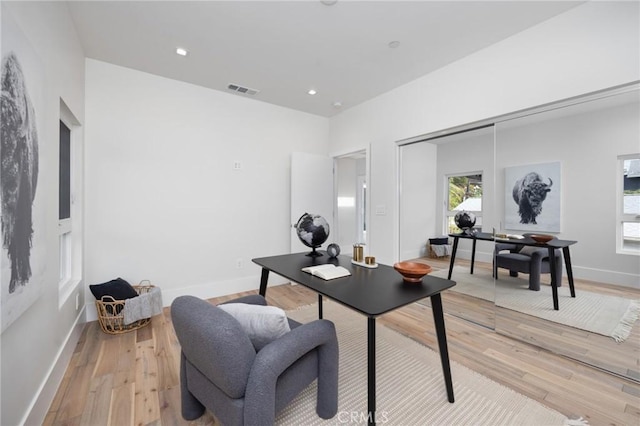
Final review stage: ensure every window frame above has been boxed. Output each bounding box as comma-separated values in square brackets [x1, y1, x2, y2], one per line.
[617, 153, 640, 255]
[58, 119, 73, 301]
[58, 101, 82, 309]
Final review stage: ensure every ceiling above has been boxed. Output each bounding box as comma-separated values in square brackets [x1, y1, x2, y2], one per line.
[67, 1, 583, 117]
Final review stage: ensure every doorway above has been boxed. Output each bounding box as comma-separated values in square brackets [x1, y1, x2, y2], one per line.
[334, 151, 367, 250]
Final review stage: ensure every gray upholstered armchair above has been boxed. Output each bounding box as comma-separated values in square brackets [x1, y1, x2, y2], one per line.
[493, 239, 562, 291]
[171, 294, 338, 426]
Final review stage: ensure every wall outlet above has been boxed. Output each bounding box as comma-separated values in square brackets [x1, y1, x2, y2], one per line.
[236, 258, 243, 269]
[233, 161, 242, 170]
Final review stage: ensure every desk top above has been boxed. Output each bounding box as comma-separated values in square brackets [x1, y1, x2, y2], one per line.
[448, 232, 577, 248]
[253, 252, 455, 317]
[449, 231, 494, 241]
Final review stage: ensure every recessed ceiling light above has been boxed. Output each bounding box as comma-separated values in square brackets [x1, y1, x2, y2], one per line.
[320, 0, 338, 5]
[388, 41, 400, 49]
[176, 47, 189, 56]
[308, 89, 317, 95]
[332, 101, 343, 108]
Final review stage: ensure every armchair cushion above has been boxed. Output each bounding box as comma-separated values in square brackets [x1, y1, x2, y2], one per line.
[218, 303, 291, 351]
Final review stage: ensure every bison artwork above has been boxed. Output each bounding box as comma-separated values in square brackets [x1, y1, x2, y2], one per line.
[1, 52, 39, 293]
[512, 172, 553, 225]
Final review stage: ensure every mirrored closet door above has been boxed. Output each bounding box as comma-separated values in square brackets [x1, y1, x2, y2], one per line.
[494, 88, 640, 381]
[399, 126, 496, 330]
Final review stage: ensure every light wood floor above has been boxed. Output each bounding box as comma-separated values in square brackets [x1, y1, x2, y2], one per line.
[45, 275, 640, 426]
[420, 257, 640, 381]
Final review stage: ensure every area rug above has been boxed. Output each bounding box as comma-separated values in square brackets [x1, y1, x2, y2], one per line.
[431, 266, 640, 342]
[276, 301, 581, 426]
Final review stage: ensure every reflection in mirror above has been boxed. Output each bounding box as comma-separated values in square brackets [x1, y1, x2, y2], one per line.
[335, 152, 367, 251]
[399, 126, 496, 329]
[494, 89, 640, 382]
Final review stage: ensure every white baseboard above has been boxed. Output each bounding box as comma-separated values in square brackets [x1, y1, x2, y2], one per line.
[85, 273, 290, 322]
[429, 249, 639, 289]
[23, 306, 86, 426]
[572, 265, 639, 289]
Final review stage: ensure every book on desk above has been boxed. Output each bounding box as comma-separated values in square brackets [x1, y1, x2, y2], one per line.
[301, 264, 351, 280]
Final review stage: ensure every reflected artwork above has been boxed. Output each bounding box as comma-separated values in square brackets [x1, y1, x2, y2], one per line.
[504, 162, 561, 232]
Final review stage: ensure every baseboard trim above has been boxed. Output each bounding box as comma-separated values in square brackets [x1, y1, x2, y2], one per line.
[405, 248, 638, 289]
[84, 273, 290, 322]
[572, 265, 639, 289]
[22, 305, 86, 426]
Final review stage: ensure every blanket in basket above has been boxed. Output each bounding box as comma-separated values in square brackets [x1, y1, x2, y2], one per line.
[123, 286, 163, 325]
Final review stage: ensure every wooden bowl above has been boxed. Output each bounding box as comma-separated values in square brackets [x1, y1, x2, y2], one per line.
[393, 261, 432, 283]
[529, 234, 554, 243]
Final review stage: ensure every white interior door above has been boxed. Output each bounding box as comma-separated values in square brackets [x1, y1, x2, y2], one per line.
[291, 152, 334, 253]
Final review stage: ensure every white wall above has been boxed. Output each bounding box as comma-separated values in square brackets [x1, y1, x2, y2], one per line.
[84, 60, 329, 312]
[399, 141, 437, 260]
[329, 1, 640, 265]
[0, 2, 86, 425]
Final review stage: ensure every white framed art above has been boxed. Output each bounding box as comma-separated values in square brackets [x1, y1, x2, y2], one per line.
[504, 161, 561, 232]
[1, 9, 46, 333]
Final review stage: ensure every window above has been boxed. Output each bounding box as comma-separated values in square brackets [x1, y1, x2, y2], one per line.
[58, 99, 82, 308]
[619, 155, 640, 254]
[59, 120, 72, 285]
[446, 173, 482, 233]
[60, 121, 71, 220]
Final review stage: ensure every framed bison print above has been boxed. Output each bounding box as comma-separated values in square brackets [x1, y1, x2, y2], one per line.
[504, 162, 561, 232]
[1, 9, 46, 333]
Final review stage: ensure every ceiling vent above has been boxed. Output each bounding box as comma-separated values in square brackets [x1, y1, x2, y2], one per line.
[227, 83, 259, 96]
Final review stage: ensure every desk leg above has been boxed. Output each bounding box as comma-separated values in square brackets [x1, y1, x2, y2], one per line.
[431, 294, 455, 403]
[470, 239, 477, 275]
[259, 268, 269, 297]
[549, 248, 559, 311]
[563, 247, 576, 298]
[368, 317, 376, 426]
[318, 294, 323, 319]
[447, 238, 459, 280]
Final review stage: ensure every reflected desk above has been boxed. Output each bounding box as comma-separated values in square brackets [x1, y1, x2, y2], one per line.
[447, 232, 577, 311]
[253, 252, 456, 425]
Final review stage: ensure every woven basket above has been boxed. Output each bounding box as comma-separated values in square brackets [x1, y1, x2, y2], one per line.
[428, 240, 452, 259]
[95, 281, 154, 334]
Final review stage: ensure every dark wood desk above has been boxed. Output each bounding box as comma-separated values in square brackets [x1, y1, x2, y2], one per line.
[253, 252, 456, 425]
[447, 232, 495, 279]
[448, 232, 577, 310]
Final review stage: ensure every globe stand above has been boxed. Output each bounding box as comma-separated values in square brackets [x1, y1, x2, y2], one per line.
[306, 246, 323, 257]
[462, 228, 477, 236]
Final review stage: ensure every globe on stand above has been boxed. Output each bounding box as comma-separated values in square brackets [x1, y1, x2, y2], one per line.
[454, 210, 477, 235]
[295, 213, 330, 257]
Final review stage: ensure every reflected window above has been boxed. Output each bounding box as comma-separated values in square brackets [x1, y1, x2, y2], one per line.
[620, 155, 640, 254]
[446, 173, 482, 233]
